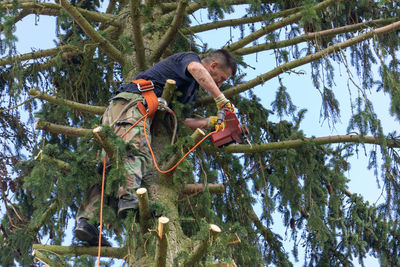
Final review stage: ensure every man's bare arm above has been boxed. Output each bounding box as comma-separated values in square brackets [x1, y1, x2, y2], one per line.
[183, 118, 209, 130]
[187, 61, 222, 98]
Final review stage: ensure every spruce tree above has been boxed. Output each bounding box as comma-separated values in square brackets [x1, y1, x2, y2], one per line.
[1, 0, 400, 266]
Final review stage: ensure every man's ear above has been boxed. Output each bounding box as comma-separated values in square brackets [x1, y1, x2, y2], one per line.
[210, 61, 219, 69]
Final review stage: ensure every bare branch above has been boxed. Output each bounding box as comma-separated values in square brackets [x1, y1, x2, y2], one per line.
[155, 216, 170, 267]
[136, 187, 151, 235]
[150, 0, 188, 63]
[0, 45, 79, 66]
[235, 18, 400, 55]
[177, 0, 276, 15]
[32, 244, 127, 258]
[196, 20, 400, 104]
[130, 0, 146, 71]
[161, 79, 176, 104]
[181, 7, 301, 35]
[104, 0, 117, 15]
[180, 183, 225, 195]
[35, 120, 92, 138]
[226, 0, 344, 52]
[28, 89, 106, 115]
[15, 47, 87, 73]
[202, 135, 400, 154]
[0, 2, 121, 27]
[59, 0, 125, 65]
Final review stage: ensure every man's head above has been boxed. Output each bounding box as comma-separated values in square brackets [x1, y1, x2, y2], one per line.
[202, 49, 237, 87]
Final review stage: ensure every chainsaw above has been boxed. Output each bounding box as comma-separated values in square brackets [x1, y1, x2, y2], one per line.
[210, 108, 250, 147]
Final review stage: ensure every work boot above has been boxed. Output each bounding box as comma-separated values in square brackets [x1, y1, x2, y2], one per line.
[118, 194, 139, 215]
[74, 218, 111, 247]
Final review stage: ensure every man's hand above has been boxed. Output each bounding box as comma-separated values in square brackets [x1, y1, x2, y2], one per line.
[214, 93, 234, 112]
[183, 117, 225, 130]
[207, 115, 226, 130]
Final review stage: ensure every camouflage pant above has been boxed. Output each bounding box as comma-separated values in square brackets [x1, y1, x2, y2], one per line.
[76, 92, 152, 220]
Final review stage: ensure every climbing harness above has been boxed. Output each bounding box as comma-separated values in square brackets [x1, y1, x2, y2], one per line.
[132, 79, 159, 120]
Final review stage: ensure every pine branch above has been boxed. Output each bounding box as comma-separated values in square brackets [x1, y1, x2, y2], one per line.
[29, 201, 59, 233]
[92, 126, 118, 161]
[0, 9, 30, 34]
[34, 150, 71, 172]
[202, 135, 400, 153]
[235, 18, 400, 56]
[130, 0, 146, 72]
[0, 0, 34, 4]
[33, 250, 65, 267]
[161, 128, 206, 174]
[32, 244, 127, 258]
[150, 0, 188, 63]
[38, 48, 90, 69]
[183, 224, 221, 267]
[181, 7, 301, 35]
[31, 57, 60, 72]
[226, 175, 288, 264]
[34, 121, 117, 161]
[180, 183, 225, 195]
[226, 0, 344, 52]
[74, 46, 97, 90]
[155, 216, 169, 267]
[0, 45, 79, 66]
[59, 0, 125, 65]
[0, 97, 36, 113]
[247, 206, 289, 265]
[196, 19, 400, 104]
[41, 125, 108, 164]
[0, 2, 121, 27]
[28, 89, 106, 115]
[15, 49, 84, 73]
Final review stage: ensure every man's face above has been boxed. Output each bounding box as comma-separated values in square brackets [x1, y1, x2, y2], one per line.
[207, 61, 232, 88]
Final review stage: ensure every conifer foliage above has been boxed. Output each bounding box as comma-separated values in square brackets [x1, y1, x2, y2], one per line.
[1, 0, 400, 266]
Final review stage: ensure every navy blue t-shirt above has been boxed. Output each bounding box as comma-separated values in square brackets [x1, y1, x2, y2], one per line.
[136, 52, 201, 104]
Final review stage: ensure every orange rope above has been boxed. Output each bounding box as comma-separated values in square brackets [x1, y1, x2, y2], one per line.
[120, 114, 147, 138]
[142, 113, 217, 173]
[97, 154, 107, 267]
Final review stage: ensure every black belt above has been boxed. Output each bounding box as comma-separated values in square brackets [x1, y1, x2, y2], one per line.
[115, 83, 142, 95]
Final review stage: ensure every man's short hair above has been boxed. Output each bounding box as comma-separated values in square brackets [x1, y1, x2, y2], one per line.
[203, 49, 237, 76]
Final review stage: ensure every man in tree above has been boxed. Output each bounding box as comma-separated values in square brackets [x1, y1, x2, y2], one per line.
[74, 49, 237, 246]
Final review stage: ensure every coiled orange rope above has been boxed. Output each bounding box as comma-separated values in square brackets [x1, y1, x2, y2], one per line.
[142, 113, 217, 173]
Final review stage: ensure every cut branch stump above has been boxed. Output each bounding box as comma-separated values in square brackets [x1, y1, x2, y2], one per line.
[137, 187, 151, 234]
[155, 216, 170, 267]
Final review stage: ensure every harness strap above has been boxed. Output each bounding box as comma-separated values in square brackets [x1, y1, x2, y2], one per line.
[132, 79, 158, 120]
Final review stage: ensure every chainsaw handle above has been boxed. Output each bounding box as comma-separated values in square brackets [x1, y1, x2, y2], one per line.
[216, 109, 225, 124]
